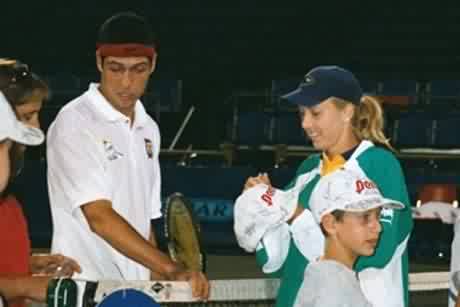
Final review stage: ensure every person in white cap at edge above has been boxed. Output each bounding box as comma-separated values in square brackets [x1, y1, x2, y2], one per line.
[449, 215, 460, 307]
[0, 91, 60, 306]
[293, 168, 404, 307]
[236, 66, 413, 307]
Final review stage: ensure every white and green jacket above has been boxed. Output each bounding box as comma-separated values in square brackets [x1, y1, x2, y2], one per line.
[255, 141, 413, 307]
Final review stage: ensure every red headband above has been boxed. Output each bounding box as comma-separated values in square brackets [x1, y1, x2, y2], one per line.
[96, 43, 156, 58]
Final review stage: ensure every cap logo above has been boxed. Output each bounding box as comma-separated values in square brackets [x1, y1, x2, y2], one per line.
[303, 74, 315, 86]
[260, 186, 275, 207]
[355, 180, 377, 194]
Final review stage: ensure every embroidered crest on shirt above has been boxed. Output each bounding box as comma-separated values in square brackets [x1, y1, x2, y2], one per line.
[144, 138, 153, 159]
[103, 140, 124, 161]
[380, 207, 394, 224]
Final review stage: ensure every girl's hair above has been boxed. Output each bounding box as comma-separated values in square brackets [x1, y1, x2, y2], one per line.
[332, 96, 394, 151]
[0, 58, 49, 108]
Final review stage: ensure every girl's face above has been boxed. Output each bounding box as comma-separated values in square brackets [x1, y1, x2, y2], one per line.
[299, 99, 357, 156]
[13, 97, 43, 155]
[0, 140, 12, 193]
[15, 97, 43, 129]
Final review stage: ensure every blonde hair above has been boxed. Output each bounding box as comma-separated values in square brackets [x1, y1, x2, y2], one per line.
[332, 96, 394, 151]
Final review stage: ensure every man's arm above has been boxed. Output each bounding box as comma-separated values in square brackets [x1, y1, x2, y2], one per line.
[149, 227, 167, 280]
[0, 276, 51, 302]
[82, 200, 209, 299]
[82, 200, 179, 279]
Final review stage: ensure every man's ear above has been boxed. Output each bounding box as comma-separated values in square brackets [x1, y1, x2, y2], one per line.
[96, 51, 103, 73]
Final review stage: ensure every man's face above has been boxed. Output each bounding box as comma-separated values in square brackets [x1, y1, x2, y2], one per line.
[97, 54, 156, 116]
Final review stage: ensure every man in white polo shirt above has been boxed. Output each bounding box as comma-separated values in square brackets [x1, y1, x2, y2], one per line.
[46, 12, 208, 299]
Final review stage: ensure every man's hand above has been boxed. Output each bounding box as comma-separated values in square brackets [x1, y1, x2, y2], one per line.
[30, 254, 81, 277]
[173, 270, 209, 301]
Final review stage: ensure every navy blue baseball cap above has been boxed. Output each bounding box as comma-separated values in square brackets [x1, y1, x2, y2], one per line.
[281, 66, 363, 107]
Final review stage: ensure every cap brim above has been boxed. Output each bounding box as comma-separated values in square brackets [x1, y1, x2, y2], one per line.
[343, 197, 405, 213]
[379, 198, 405, 210]
[281, 87, 323, 107]
[9, 122, 44, 146]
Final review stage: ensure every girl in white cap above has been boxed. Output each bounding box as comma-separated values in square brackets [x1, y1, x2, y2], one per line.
[0, 61, 81, 307]
[242, 66, 412, 307]
[0, 90, 49, 305]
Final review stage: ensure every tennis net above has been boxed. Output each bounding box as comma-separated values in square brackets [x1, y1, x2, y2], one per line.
[43, 272, 447, 307]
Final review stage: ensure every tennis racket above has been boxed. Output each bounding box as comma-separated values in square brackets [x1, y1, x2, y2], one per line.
[163, 192, 206, 272]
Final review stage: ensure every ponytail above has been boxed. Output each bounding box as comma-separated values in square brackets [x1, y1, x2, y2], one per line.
[351, 95, 395, 151]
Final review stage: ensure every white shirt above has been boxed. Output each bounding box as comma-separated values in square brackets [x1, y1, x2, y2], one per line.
[47, 83, 162, 280]
[294, 260, 372, 307]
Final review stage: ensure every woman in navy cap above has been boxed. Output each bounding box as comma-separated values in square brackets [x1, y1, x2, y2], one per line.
[243, 66, 412, 307]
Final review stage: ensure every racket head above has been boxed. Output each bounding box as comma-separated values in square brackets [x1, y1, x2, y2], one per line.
[164, 192, 206, 272]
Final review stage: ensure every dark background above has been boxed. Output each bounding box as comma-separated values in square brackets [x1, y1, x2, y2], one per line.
[3, 3, 460, 93]
[3, 2, 460, 149]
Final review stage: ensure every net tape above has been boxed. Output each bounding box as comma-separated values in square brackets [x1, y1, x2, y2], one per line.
[63, 272, 449, 305]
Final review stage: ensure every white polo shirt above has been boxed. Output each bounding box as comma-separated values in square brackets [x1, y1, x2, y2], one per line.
[47, 83, 162, 280]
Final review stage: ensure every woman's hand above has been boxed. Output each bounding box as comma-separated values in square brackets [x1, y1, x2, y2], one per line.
[243, 173, 272, 191]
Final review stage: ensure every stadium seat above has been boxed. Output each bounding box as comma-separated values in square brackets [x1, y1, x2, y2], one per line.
[393, 111, 434, 148]
[417, 183, 458, 206]
[235, 111, 273, 146]
[426, 80, 460, 105]
[377, 80, 420, 105]
[273, 111, 310, 147]
[434, 117, 460, 148]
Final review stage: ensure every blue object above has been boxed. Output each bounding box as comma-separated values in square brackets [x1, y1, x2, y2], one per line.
[97, 289, 159, 307]
[282, 66, 363, 107]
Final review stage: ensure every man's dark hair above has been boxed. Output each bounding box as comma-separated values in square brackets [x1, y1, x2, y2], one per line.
[97, 11, 157, 48]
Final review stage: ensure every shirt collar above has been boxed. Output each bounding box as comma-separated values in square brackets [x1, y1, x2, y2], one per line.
[87, 83, 149, 128]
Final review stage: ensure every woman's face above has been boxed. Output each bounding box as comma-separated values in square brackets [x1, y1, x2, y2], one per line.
[299, 99, 356, 155]
[0, 140, 12, 193]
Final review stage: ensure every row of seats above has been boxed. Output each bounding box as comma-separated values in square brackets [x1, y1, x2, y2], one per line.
[272, 79, 460, 105]
[228, 110, 460, 149]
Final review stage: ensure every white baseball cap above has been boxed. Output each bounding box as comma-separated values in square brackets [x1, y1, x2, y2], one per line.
[233, 184, 299, 252]
[0, 91, 44, 145]
[310, 168, 404, 223]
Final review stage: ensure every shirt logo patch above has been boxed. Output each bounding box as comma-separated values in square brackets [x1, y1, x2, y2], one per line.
[103, 140, 124, 161]
[144, 138, 153, 159]
[380, 207, 394, 224]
